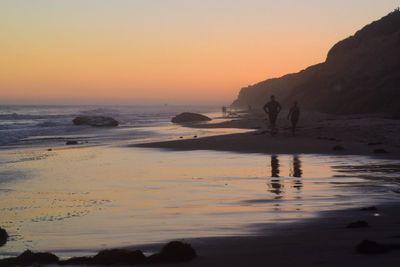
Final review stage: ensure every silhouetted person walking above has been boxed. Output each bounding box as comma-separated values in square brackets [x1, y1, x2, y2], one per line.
[263, 95, 282, 135]
[222, 106, 227, 116]
[287, 102, 300, 135]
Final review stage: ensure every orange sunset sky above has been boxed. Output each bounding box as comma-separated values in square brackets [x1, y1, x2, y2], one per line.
[1, 0, 399, 105]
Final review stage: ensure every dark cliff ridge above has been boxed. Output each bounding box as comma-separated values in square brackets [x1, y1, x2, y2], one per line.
[232, 10, 400, 114]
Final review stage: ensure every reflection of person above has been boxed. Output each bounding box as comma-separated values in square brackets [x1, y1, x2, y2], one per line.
[271, 155, 280, 177]
[268, 155, 282, 195]
[291, 155, 302, 178]
[291, 155, 303, 191]
[287, 102, 300, 135]
[263, 95, 282, 135]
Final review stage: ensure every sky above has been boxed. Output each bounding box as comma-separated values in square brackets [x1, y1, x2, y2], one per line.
[0, 0, 399, 105]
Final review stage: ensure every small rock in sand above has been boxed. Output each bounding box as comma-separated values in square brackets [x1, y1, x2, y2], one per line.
[367, 142, 383, 146]
[346, 220, 369, 228]
[355, 240, 389, 254]
[333, 145, 345, 151]
[0, 227, 8, 246]
[373, 148, 388, 154]
[361, 206, 378, 211]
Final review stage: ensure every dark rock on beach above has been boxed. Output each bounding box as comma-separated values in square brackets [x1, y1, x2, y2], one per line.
[361, 206, 378, 211]
[59, 241, 196, 265]
[333, 145, 345, 151]
[0, 227, 8, 247]
[356, 240, 389, 254]
[171, 112, 211, 124]
[0, 250, 59, 266]
[367, 142, 383, 146]
[60, 249, 147, 265]
[58, 256, 92, 265]
[347, 220, 369, 229]
[92, 249, 147, 265]
[72, 116, 119, 127]
[148, 241, 197, 263]
[66, 140, 79, 145]
[373, 148, 388, 154]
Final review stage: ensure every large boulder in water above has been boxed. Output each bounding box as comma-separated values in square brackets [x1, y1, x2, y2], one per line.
[72, 116, 119, 127]
[171, 112, 211, 124]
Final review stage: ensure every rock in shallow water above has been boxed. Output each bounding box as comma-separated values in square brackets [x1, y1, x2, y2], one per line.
[171, 112, 211, 124]
[72, 116, 119, 127]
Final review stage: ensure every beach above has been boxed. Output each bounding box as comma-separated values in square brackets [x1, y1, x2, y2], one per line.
[135, 110, 400, 157]
[131, 110, 400, 266]
[1, 108, 400, 266]
[124, 204, 400, 267]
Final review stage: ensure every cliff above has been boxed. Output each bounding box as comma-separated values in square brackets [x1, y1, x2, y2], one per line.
[232, 10, 400, 114]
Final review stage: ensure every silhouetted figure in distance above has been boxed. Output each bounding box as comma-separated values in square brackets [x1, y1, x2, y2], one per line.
[288, 102, 300, 135]
[222, 106, 227, 117]
[263, 95, 282, 135]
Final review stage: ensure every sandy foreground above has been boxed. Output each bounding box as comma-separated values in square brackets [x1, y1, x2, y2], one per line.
[49, 205, 400, 267]
[139, 204, 400, 267]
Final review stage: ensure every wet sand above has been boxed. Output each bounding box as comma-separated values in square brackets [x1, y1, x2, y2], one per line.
[2, 112, 400, 266]
[134, 111, 400, 157]
[50, 204, 400, 267]
[128, 112, 400, 266]
[147, 204, 400, 267]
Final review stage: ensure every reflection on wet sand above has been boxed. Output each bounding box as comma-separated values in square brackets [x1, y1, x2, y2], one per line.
[267, 155, 303, 196]
[269, 156, 282, 195]
[291, 156, 303, 191]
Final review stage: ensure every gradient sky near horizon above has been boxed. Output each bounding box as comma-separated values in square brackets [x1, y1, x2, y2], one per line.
[1, 0, 399, 105]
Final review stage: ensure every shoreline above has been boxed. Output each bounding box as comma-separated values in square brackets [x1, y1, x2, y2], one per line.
[133, 111, 400, 157]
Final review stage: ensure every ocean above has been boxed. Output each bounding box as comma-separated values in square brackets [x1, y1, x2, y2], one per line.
[0, 105, 218, 148]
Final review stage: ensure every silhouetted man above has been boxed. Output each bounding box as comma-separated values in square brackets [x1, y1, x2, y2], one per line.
[222, 106, 227, 116]
[263, 95, 282, 135]
[288, 102, 300, 135]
